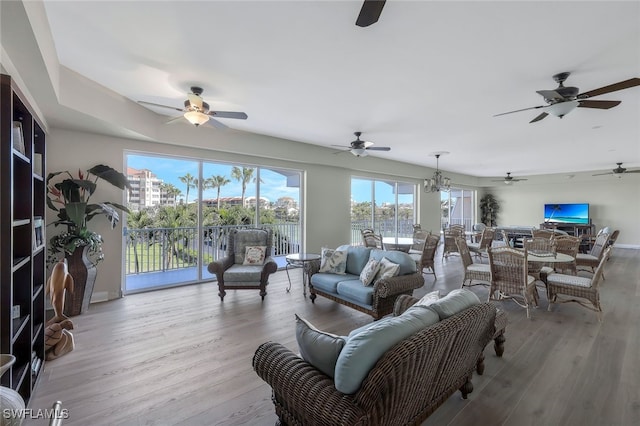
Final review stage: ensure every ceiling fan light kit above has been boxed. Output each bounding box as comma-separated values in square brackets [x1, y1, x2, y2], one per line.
[184, 110, 209, 126]
[424, 153, 451, 193]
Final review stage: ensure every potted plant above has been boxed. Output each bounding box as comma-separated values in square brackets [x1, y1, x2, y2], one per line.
[46, 164, 131, 316]
[479, 193, 500, 227]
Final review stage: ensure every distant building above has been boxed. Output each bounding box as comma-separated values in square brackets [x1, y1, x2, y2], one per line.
[202, 196, 270, 209]
[127, 167, 177, 211]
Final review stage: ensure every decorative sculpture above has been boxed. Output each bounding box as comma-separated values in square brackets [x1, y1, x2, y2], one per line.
[44, 260, 75, 360]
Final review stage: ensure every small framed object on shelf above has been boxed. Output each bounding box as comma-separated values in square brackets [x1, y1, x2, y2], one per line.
[12, 121, 25, 155]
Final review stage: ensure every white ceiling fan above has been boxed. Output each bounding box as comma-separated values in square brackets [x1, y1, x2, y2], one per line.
[592, 163, 640, 178]
[492, 172, 528, 185]
[332, 132, 391, 157]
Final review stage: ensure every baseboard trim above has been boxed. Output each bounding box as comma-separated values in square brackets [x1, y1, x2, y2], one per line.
[613, 244, 640, 250]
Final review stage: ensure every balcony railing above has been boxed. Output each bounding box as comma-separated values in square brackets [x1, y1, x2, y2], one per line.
[124, 223, 300, 275]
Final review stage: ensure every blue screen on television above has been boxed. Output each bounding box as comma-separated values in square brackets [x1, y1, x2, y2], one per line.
[544, 203, 589, 224]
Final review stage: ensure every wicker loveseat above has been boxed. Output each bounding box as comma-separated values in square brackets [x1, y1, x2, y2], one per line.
[308, 245, 425, 320]
[253, 291, 506, 426]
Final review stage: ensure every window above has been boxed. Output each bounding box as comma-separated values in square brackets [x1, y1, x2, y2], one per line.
[441, 188, 475, 231]
[124, 153, 302, 293]
[350, 177, 416, 244]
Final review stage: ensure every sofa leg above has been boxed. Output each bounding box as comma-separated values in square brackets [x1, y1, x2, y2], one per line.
[494, 333, 506, 357]
[460, 376, 473, 399]
[476, 353, 485, 375]
[310, 293, 316, 303]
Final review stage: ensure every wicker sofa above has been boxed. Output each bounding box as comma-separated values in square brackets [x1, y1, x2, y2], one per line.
[253, 292, 507, 426]
[308, 245, 425, 320]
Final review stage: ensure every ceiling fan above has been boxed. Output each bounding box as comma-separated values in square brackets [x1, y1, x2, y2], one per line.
[356, 0, 386, 27]
[494, 73, 640, 123]
[492, 173, 528, 185]
[592, 163, 640, 177]
[332, 132, 391, 157]
[138, 86, 247, 127]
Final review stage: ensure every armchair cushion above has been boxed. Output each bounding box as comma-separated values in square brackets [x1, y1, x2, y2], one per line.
[295, 314, 346, 378]
[334, 305, 439, 394]
[233, 229, 271, 264]
[319, 248, 348, 274]
[242, 245, 266, 265]
[222, 264, 267, 283]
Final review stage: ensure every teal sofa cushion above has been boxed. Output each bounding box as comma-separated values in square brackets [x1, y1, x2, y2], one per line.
[311, 273, 359, 294]
[337, 245, 373, 275]
[334, 306, 439, 394]
[295, 314, 346, 378]
[336, 280, 375, 306]
[369, 249, 417, 275]
[429, 288, 481, 320]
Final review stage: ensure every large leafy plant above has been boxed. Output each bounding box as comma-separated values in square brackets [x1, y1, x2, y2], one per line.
[47, 164, 131, 265]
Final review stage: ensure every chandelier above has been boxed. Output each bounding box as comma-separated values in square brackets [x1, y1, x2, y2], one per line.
[424, 153, 451, 193]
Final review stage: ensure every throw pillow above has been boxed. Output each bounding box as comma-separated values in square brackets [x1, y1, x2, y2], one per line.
[295, 314, 346, 378]
[242, 245, 266, 265]
[359, 259, 380, 286]
[319, 248, 348, 274]
[374, 257, 400, 281]
[415, 290, 440, 307]
[429, 288, 481, 320]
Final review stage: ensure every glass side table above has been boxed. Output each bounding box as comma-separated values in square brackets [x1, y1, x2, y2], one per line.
[285, 253, 321, 297]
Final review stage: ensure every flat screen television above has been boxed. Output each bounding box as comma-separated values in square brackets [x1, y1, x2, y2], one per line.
[543, 203, 589, 224]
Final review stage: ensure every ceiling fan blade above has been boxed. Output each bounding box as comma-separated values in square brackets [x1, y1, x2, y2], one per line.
[536, 90, 564, 101]
[577, 100, 621, 109]
[356, 0, 386, 27]
[366, 146, 391, 151]
[529, 112, 549, 123]
[592, 172, 613, 176]
[331, 144, 351, 148]
[205, 118, 228, 130]
[494, 105, 545, 117]
[578, 78, 640, 99]
[207, 111, 248, 120]
[165, 115, 185, 125]
[138, 100, 184, 112]
[625, 170, 640, 174]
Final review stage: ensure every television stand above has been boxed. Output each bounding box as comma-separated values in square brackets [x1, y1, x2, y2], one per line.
[540, 222, 595, 238]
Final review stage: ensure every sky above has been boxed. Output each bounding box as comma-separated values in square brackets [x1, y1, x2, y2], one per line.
[127, 154, 415, 205]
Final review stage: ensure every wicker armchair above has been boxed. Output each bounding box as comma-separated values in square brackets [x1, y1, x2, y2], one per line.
[361, 228, 384, 249]
[409, 233, 439, 278]
[547, 247, 612, 321]
[253, 298, 497, 426]
[531, 229, 556, 239]
[488, 246, 538, 319]
[468, 227, 495, 260]
[576, 232, 609, 275]
[207, 228, 278, 301]
[456, 237, 491, 288]
[553, 235, 581, 274]
[523, 237, 557, 284]
[442, 225, 464, 259]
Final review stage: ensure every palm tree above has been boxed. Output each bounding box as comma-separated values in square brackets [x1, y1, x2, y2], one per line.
[159, 182, 181, 206]
[231, 167, 256, 207]
[126, 210, 153, 273]
[179, 172, 197, 205]
[156, 205, 196, 269]
[207, 175, 231, 209]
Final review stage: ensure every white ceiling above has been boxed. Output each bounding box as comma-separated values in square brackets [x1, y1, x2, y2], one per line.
[40, 0, 640, 177]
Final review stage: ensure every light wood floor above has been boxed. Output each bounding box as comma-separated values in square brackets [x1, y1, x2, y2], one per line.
[26, 248, 640, 426]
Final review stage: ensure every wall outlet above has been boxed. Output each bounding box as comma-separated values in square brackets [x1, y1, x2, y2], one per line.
[12, 305, 20, 319]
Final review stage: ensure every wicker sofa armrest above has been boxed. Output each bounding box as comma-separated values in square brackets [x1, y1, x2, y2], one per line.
[253, 342, 366, 425]
[374, 272, 424, 298]
[393, 294, 420, 316]
[207, 255, 234, 276]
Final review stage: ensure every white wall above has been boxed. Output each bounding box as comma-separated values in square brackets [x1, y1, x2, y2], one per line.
[485, 176, 640, 247]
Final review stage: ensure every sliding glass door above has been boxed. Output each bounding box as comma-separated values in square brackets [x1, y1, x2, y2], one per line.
[441, 188, 475, 231]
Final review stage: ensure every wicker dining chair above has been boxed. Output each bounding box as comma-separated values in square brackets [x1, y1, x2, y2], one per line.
[547, 246, 612, 322]
[576, 232, 609, 275]
[553, 235, 581, 275]
[456, 237, 491, 288]
[468, 227, 495, 261]
[488, 246, 538, 319]
[531, 229, 556, 239]
[410, 233, 439, 279]
[408, 229, 429, 255]
[442, 225, 464, 259]
[361, 228, 384, 249]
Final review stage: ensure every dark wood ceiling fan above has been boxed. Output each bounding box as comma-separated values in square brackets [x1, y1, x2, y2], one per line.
[356, 0, 386, 27]
[494, 73, 640, 123]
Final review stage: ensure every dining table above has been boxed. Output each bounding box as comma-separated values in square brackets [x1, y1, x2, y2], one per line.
[527, 251, 574, 264]
[382, 237, 414, 252]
